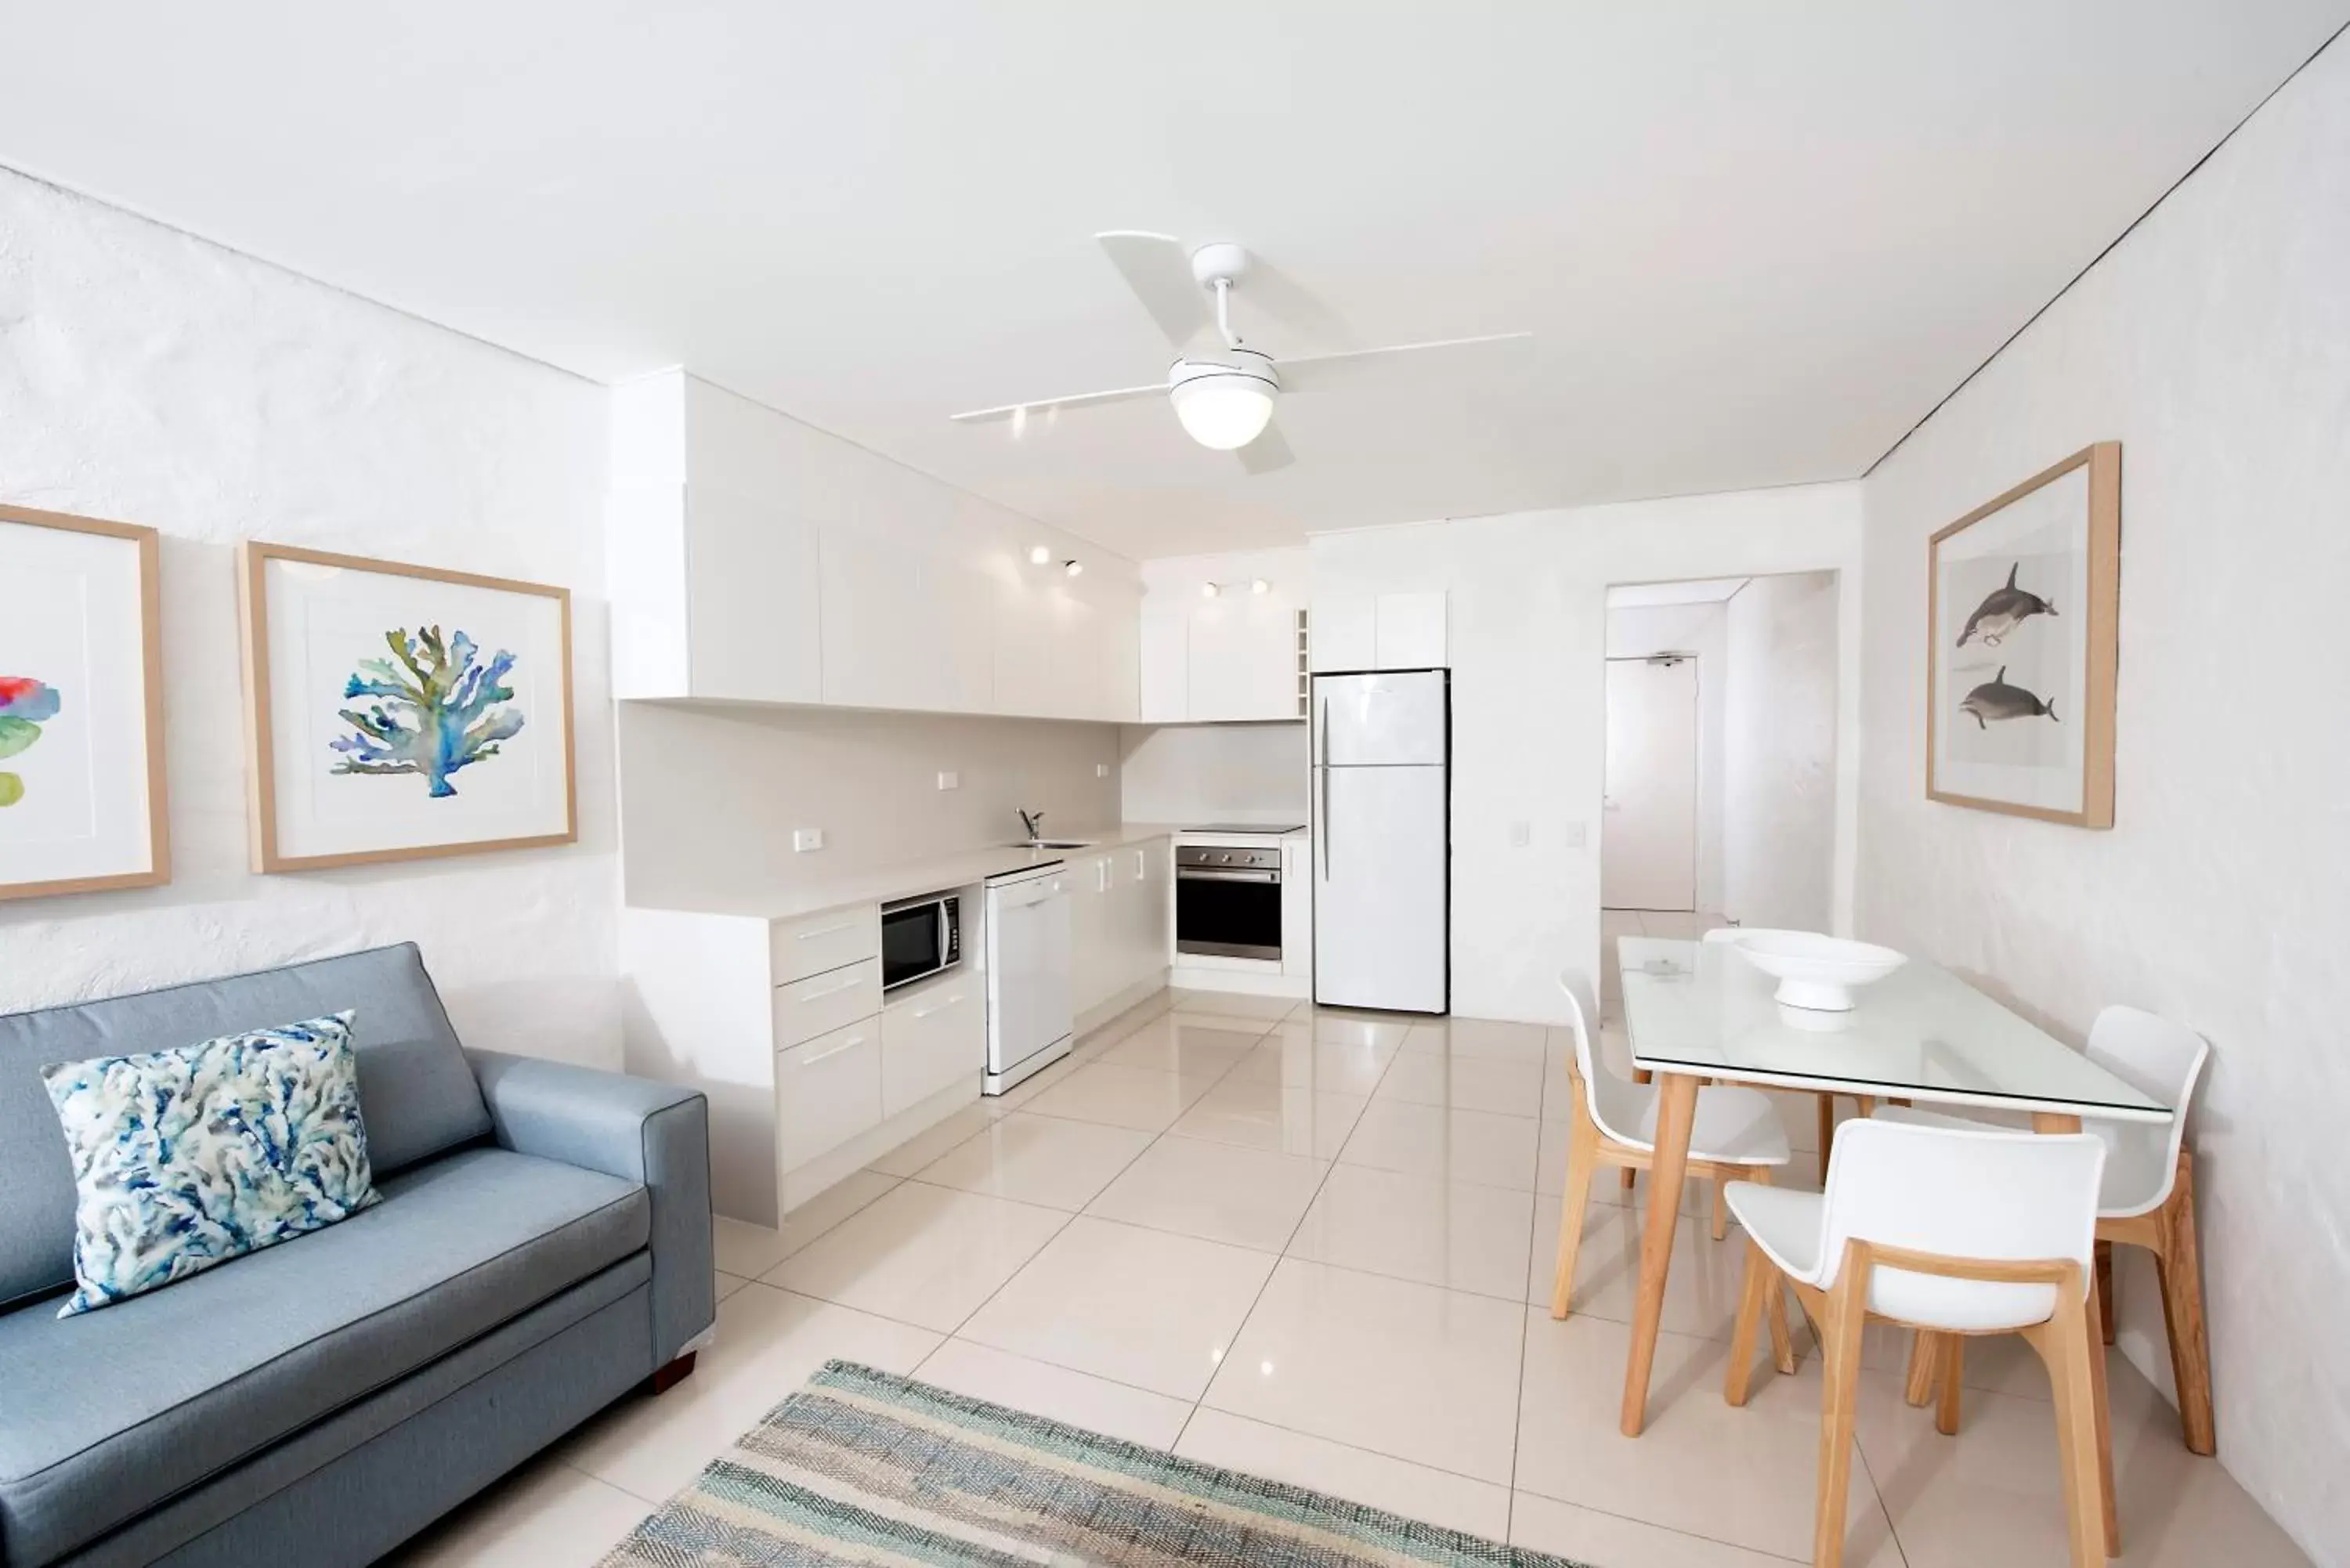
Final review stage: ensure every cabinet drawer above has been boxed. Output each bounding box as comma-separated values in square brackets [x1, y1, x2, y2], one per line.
[772, 906, 880, 985]
[776, 1018, 882, 1173]
[774, 959, 882, 1049]
[881, 981, 985, 1119]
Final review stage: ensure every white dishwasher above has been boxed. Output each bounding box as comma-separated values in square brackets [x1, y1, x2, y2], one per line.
[982, 863, 1073, 1095]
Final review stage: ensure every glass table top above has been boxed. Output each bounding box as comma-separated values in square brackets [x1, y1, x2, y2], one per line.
[1617, 936, 2171, 1123]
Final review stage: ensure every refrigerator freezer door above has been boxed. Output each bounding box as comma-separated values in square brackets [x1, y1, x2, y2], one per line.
[1313, 763, 1448, 1011]
[1314, 671, 1447, 768]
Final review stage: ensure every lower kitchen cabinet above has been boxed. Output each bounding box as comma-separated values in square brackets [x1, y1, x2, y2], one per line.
[776, 1017, 883, 1172]
[881, 975, 984, 1118]
[1068, 838, 1172, 1028]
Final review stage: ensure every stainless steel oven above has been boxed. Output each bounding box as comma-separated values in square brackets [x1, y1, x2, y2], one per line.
[880, 891, 961, 991]
[1174, 846, 1283, 962]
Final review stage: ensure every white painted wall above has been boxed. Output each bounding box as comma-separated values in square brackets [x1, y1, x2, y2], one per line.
[1855, 35, 2350, 1560]
[0, 168, 620, 1067]
[1722, 572, 1838, 931]
[1119, 724, 1310, 826]
[1605, 602, 1729, 912]
[1311, 483, 1863, 1024]
[617, 702, 1120, 911]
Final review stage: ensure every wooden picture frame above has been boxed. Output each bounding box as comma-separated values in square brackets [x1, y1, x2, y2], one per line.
[0, 504, 172, 900]
[1926, 442, 2120, 828]
[238, 540, 577, 872]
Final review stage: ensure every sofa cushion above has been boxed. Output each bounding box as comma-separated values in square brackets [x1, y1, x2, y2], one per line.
[0, 943, 490, 1310]
[0, 1147, 646, 1568]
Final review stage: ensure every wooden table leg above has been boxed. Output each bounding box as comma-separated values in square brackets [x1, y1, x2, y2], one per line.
[1620, 1071, 1698, 1436]
[2031, 1108, 2116, 1550]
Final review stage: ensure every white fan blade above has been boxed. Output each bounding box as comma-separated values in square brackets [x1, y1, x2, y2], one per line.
[1097, 231, 1212, 347]
[1235, 421, 1294, 475]
[1280, 332, 1533, 395]
[949, 383, 1163, 425]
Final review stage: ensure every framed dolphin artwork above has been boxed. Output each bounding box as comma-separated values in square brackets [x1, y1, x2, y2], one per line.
[1926, 442, 2120, 828]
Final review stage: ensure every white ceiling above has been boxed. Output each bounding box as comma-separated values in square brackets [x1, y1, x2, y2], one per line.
[1607, 578, 1750, 609]
[1, 3, 2339, 561]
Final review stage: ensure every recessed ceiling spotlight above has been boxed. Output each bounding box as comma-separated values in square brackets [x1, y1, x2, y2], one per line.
[1250, 578, 1271, 594]
[1200, 582, 1220, 598]
[1028, 545, 1052, 565]
[1063, 559, 1083, 577]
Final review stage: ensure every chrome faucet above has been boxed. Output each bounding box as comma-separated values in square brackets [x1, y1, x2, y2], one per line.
[1018, 808, 1044, 842]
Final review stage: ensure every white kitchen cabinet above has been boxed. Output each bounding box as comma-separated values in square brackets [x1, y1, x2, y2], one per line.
[1138, 605, 1188, 721]
[1050, 594, 1102, 721]
[1187, 596, 1297, 721]
[776, 1017, 883, 1175]
[1281, 837, 1314, 979]
[1068, 851, 1119, 1019]
[1375, 591, 1448, 668]
[819, 517, 925, 710]
[992, 575, 1057, 717]
[1099, 602, 1141, 723]
[1310, 594, 1378, 672]
[881, 977, 984, 1118]
[934, 558, 1000, 715]
[1119, 842, 1171, 980]
[683, 489, 824, 703]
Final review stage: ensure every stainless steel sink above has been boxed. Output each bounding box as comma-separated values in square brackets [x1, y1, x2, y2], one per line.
[1013, 839, 1093, 850]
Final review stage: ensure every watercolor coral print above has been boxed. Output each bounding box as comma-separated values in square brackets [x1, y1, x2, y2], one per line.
[330, 626, 524, 799]
[0, 676, 62, 808]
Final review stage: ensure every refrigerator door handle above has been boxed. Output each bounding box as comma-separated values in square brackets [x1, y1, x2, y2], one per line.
[1318, 698, 1331, 880]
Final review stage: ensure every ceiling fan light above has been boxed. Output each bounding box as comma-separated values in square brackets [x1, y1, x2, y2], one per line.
[1170, 375, 1275, 451]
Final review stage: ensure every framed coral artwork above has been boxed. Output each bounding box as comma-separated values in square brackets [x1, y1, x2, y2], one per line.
[1926, 442, 2120, 828]
[0, 504, 171, 900]
[237, 541, 575, 871]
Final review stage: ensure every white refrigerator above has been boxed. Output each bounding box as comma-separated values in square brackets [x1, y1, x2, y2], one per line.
[1311, 670, 1449, 1013]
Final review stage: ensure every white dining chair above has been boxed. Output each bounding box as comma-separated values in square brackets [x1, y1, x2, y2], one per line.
[1549, 974, 1792, 1330]
[1723, 1119, 2111, 1568]
[1873, 1004, 2214, 1453]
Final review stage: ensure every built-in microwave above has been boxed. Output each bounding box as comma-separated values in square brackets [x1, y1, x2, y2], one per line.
[880, 891, 961, 992]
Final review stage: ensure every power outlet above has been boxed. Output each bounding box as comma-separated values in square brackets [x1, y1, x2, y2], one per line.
[1562, 820, 1588, 850]
[793, 828, 825, 853]
[1509, 820, 1531, 848]
[936, 771, 960, 790]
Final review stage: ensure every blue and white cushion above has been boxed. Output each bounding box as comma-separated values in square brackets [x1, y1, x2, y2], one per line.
[39, 1011, 381, 1316]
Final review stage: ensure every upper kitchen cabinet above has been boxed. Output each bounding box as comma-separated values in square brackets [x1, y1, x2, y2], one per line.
[1137, 546, 1311, 724]
[1309, 591, 1448, 671]
[608, 370, 1139, 721]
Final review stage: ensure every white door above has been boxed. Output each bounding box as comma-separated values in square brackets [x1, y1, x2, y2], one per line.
[1314, 764, 1447, 1011]
[1314, 671, 1446, 767]
[1602, 657, 1699, 911]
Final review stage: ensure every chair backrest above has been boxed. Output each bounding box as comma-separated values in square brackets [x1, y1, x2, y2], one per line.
[1817, 1118, 2105, 1331]
[1555, 971, 1650, 1143]
[1553, 972, 1600, 1091]
[2083, 1005, 2208, 1212]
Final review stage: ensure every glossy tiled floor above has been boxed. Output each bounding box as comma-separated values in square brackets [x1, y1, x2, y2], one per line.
[390, 988, 2310, 1568]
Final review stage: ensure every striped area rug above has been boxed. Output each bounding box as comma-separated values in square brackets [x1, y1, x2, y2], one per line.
[596, 1360, 1589, 1566]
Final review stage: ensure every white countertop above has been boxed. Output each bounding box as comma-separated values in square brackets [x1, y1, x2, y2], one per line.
[625, 822, 1189, 923]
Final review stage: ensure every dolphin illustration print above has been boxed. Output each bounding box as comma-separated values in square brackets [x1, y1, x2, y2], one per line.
[1956, 562, 2057, 647]
[1959, 667, 2059, 729]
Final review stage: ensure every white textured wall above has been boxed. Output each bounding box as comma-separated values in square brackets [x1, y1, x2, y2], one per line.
[1119, 724, 1309, 826]
[1311, 483, 1863, 1023]
[1855, 35, 2350, 1560]
[1721, 572, 1838, 931]
[1605, 602, 1729, 912]
[0, 168, 620, 1067]
[618, 703, 1120, 911]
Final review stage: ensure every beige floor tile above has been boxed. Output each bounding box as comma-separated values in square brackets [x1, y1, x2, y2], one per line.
[912, 1337, 1192, 1450]
[1020, 1060, 1223, 1133]
[774, 1166, 906, 1257]
[908, 1111, 1154, 1211]
[1083, 1135, 1329, 1252]
[561, 1283, 940, 1503]
[1166, 1077, 1369, 1160]
[1529, 1196, 1766, 1342]
[1286, 1162, 1535, 1300]
[865, 1103, 997, 1177]
[1174, 1408, 1513, 1540]
[709, 1214, 790, 1278]
[714, 1269, 753, 1304]
[1398, 1017, 1549, 1061]
[1094, 1012, 1267, 1076]
[385, 1450, 648, 1567]
[1227, 1021, 1399, 1097]
[1513, 1310, 1901, 1564]
[1373, 1049, 1548, 1118]
[764, 1181, 1066, 1331]
[1338, 1099, 1541, 1191]
[1203, 1259, 1526, 1483]
[1170, 988, 1300, 1021]
[960, 1216, 1276, 1400]
[1303, 1010, 1416, 1051]
[1506, 1490, 1799, 1568]
[1856, 1359, 2312, 1568]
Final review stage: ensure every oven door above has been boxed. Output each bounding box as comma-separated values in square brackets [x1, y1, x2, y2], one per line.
[1175, 868, 1283, 962]
[881, 896, 956, 991]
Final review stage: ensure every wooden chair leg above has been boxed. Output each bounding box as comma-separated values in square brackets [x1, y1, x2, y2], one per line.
[2084, 1265, 2120, 1555]
[1813, 1267, 1870, 1568]
[1712, 1172, 1730, 1241]
[1904, 1331, 1940, 1407]
[2153, 1156, 2218, 1456]
[2032, 1288, 2109, 1568]
[1549, 1104, 1603, 1319]
[1748, 1168, 1796, 1375]
[2095, 1240, 2116, 1345]
[1725, 1237, 1773, 1406]
[1817, 1093, 1837, 1169]
[1936, 1335, 1965, 1436]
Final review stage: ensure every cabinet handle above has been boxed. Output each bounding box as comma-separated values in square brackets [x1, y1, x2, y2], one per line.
[794, 971, 866, 1003]
[911, 994, 967, 1019]
[797, 1034, 868, 1064]
[794, 920, 861, 941]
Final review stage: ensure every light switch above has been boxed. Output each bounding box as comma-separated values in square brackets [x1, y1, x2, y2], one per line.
[1509, 821, 1531, 847]
[1097, 763, 1110, 778]
[793, 828, 825, 853]
[936, 771, 960, 790]
[1563, 820, 1588, 849]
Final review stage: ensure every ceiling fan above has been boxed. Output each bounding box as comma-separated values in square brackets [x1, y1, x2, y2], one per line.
[949, 233, 1532, 474]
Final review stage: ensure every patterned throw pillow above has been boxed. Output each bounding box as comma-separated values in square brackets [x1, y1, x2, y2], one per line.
[39, 1011, 381, 1317]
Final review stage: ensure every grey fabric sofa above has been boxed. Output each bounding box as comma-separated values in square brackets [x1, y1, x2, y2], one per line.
[0, 943, 714, 1568]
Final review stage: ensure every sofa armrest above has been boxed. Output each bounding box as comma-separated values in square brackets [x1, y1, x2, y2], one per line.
[464, 1049, 714, 1369]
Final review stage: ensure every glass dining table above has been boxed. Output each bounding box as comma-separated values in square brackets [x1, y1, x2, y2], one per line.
[1611, 934, 2173, 1454]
